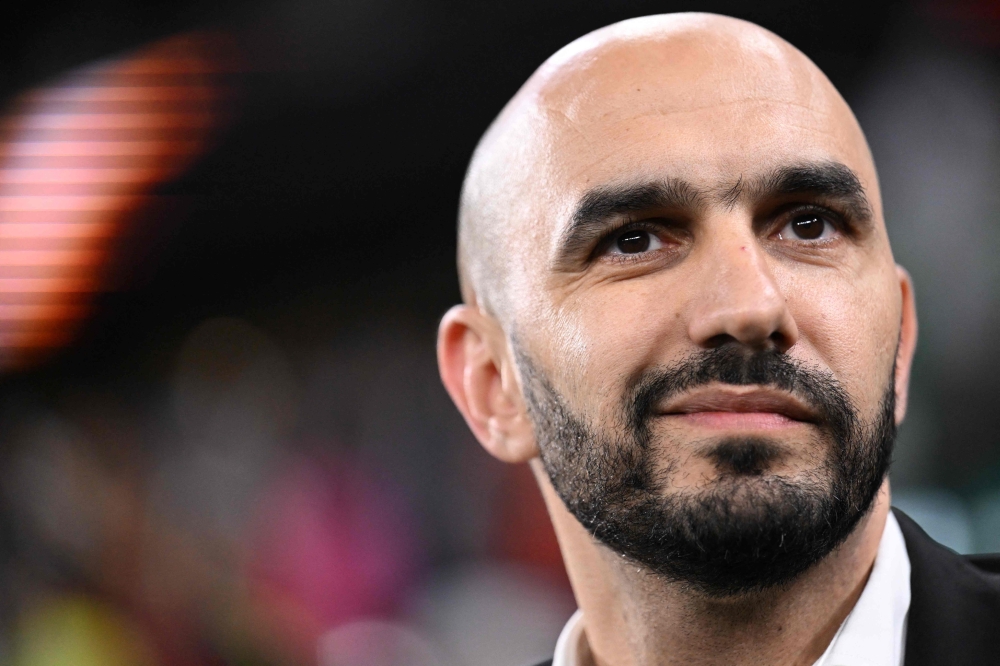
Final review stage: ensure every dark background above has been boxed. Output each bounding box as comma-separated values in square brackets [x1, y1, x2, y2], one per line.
[0, 1, 997, 665]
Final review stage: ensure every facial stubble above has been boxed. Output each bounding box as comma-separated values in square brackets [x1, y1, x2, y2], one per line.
[515, 344, 896, 597]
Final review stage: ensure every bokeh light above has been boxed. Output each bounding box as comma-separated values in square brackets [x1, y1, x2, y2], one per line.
[0, 32, 231, 369]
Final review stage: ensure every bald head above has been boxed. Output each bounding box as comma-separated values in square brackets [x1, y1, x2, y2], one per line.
[458, 13, 878, 320]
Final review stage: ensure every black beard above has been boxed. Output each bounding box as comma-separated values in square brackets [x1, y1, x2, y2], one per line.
[516, 344, 896, 597]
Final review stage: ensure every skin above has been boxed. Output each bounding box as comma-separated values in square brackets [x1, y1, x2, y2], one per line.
[438, 13, 918, 666]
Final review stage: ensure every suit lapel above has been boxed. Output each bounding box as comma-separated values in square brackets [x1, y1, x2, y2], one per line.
[894, 507, 1000, 666]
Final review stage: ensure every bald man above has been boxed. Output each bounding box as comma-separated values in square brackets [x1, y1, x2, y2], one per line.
[437, 13, 1000, 666]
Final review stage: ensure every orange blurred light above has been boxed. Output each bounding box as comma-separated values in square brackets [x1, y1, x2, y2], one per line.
[0, 32, 235, 369]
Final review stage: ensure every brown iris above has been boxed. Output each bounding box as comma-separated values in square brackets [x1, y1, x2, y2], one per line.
[617, 230, 651, 253]
[791, 215, 826, 240]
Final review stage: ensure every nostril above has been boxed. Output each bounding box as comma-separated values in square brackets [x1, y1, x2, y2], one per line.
[687, 290, 799, 352]
[770, 330, 795, 353]
[701, 331, 791, 353]
[705, 333, 739, 349]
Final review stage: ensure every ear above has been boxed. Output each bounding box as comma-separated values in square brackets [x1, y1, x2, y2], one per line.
[437, 305, 539, 463]
[893, 265, 918, 424]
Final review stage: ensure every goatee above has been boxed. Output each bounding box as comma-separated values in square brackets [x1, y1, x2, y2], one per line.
[516, 344, 896, 597]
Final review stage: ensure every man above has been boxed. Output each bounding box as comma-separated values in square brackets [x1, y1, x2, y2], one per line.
[437, 13, 1000, 666]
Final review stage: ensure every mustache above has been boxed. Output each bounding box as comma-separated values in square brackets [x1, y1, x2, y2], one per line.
[625, 345, 857, 440]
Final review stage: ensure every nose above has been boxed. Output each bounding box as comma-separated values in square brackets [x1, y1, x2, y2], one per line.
[687, 232, 798, 353]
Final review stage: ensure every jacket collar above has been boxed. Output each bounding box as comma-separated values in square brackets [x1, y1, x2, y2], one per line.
[894, 507, 1000, 666]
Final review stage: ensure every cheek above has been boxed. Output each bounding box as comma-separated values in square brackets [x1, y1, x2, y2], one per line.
[540, 281, 690, 413]
[782, 264, 900, 413]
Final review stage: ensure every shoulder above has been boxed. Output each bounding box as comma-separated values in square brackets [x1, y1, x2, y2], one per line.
[893, 507, 1000, 592]
[892, 507, 1000, 666]
[966, 552, 1000, 575]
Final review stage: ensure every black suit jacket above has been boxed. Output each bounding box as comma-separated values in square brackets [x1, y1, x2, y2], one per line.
[532, 508, 1000, 666]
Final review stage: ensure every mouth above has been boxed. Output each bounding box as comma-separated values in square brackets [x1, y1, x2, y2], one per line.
[658, 385, 819, 430]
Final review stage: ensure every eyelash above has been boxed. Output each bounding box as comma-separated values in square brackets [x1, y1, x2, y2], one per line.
[591, 203, 853, 263]
[593, 218, 677, 263]
[774, 204, 850, 239]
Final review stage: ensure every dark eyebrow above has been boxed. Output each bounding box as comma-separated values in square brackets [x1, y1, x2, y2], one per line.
[553, 162, 873, 272]
[555, 179, 703, 267]
[737, 161, 874, 222]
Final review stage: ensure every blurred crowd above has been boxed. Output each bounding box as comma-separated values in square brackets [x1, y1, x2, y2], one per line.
[0, 0, 997, 664]
[0, 314, 574, 666]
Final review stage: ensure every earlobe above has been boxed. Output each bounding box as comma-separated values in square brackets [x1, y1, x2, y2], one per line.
[893, 265, 918, 424]
[437, 305, 540, 463]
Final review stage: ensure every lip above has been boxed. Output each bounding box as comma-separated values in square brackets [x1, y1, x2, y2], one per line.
[658, 385, 819, 424]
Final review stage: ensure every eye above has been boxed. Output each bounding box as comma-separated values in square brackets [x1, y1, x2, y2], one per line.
[777, 213, 837, 241]
[610, 229, 663, 255]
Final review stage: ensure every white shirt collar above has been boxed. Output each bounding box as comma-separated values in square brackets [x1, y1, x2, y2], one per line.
[552, 512, 911, 666]
[553, 607, 585, 666]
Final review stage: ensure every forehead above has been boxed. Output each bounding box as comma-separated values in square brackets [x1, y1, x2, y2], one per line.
[526, 28, 877, 214]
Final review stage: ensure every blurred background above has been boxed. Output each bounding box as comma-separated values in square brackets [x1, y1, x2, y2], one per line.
[0, 0, 996, 664]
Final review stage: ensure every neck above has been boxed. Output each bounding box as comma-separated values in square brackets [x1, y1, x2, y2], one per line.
[532, 461, 890, 666]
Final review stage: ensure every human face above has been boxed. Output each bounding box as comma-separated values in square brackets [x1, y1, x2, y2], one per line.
[498, 30, 908, 583]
